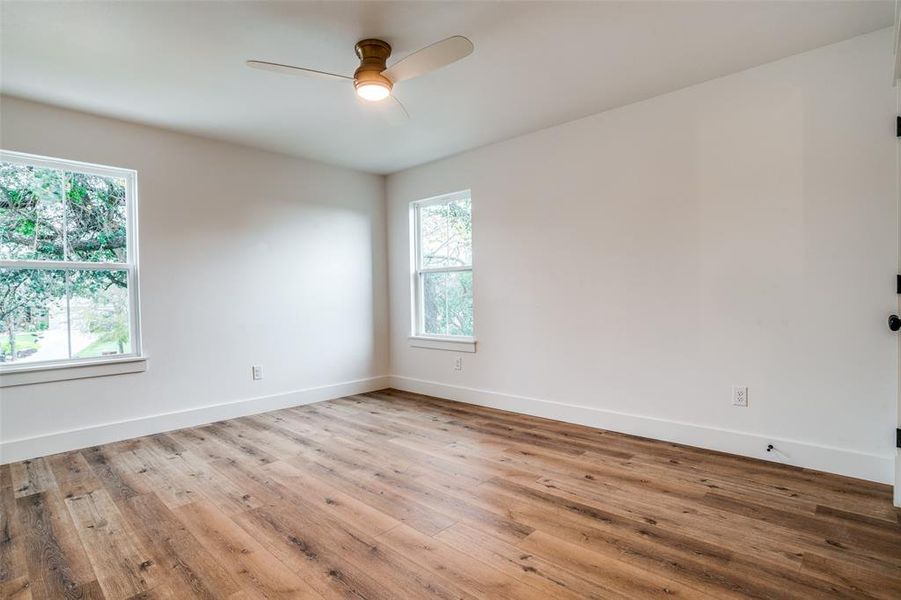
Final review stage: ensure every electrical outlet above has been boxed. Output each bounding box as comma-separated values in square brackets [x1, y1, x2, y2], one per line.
[732, 385, 748, 407]
[454, 356, 463, 371]
[252, 365, 263, 381]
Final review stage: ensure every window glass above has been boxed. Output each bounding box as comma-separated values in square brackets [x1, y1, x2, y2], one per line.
[69, 269, 131, 358]
[419, 196, 472, 268]
[0, 268, 68, 363]
[422, 270, 473, 337]
[65, 172, 128, 262]
[0, 164, 66, 261]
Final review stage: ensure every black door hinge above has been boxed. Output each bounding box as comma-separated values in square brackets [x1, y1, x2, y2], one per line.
[897, 428, 901, 449]
[896, 274, 901, 294]
[896, 116, 900, 137]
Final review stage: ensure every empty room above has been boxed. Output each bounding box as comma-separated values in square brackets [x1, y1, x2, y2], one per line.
[1, 1, 900, 598]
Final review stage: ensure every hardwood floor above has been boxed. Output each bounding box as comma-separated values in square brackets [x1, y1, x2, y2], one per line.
[2, 389, 899, 599]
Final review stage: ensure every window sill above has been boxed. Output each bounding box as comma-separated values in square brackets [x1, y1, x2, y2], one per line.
[0, 356, 148, 388]
[408, 336, 477, 353]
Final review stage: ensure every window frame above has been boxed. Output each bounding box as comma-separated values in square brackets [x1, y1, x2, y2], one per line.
[409, 190, 475, 352]
[0, 149, 144, 376]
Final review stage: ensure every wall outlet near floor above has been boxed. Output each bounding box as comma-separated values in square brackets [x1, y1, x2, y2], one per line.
[454, 356, 463, 371]
[732, 385, 748, 407]
[252, 365, 263, 381]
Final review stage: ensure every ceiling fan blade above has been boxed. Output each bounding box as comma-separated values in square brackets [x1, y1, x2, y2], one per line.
[358, 94, 410, 125]
[386, 95, 410, 123]
[246, 60, 352, 82]
[381, 36, 473, 83]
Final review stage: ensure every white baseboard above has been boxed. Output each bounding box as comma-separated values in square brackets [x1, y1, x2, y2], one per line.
[0, 376, 390, 464]
[390, 375, 894, 485]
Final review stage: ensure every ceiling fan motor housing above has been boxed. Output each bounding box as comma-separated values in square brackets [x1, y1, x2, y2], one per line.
[354, 39, 394, 92]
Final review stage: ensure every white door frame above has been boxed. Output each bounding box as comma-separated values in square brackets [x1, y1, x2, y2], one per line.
[893, 1, 901, 508]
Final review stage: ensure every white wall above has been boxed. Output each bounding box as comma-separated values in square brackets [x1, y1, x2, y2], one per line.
[0, 95, 389, 461]
[387, 29, 898, 483]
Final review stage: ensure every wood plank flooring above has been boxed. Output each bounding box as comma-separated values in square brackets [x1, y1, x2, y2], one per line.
[2, 388, 899, 599]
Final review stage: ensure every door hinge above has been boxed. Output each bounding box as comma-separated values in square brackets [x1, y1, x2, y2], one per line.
[897, 428, 901, 449]
[896, 116, 900, 137]
[897, 274, 901, 294]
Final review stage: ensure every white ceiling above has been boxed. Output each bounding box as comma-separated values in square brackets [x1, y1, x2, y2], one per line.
[0, 1, 893, 174]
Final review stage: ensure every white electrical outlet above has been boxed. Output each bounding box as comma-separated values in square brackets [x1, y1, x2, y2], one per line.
[252, 365, 263, 381]
[454, 356, 463, 371]
[732, 385, 748, 407]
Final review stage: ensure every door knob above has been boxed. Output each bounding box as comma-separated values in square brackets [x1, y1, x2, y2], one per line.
[889, 315, 901, 332]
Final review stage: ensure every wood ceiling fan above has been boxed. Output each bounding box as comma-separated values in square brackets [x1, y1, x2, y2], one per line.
[247, 36, 473, 121]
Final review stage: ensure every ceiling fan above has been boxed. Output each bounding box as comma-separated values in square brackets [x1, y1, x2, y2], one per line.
[247, 36, 474, 120]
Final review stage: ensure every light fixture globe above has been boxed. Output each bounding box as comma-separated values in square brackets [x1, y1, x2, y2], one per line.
[354, 70, 392, 101]
[356, 82, 391, 101]
[353, 39, 393, 102]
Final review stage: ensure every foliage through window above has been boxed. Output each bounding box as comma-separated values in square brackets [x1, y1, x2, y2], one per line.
[0, 151, 140, 367]
[413, 191, 473, 338]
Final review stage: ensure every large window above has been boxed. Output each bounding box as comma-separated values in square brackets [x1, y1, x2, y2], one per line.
[412, 191, 473, 343]
[0, 151, 141, 370]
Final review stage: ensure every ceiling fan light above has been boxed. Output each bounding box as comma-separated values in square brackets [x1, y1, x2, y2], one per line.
[356, 82, 391, 101]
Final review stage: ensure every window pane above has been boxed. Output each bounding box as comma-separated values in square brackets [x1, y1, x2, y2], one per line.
[419, 196, 471, 268]
[0, 154, 137, 369]
[68, 269, 131, 358]
[0, 268, 67, 364]
[422, 271, 447, 335]
[422, 270, 473, 337]
[65, 171, 128, 262]
[0, 163, 65, 260]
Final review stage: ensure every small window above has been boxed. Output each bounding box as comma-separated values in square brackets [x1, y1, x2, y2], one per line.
[412, 191, 473, 340]
[0, 150, 141, 369]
